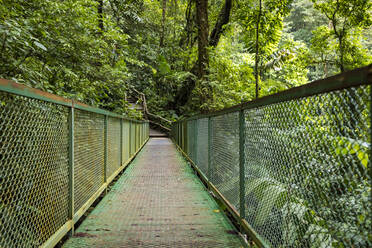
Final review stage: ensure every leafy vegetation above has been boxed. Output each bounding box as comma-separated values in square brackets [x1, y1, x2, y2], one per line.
[1, 0, 370, 119]
[1, 0, 371, 247]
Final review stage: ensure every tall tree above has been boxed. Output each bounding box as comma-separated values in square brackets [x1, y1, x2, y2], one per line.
[196, 0, 209, 78]
[160, 0, 167, 47]
[195, 0, 210, 109]
[98, 0, 104, 32]
[237, 0, 292, 98]
[209, 0, 233, 47]
[312, 0, 372, 72]
[255, 0, 262, 98]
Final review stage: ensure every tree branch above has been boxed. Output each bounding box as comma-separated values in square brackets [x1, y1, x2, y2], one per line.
[209, 0, 232, 47]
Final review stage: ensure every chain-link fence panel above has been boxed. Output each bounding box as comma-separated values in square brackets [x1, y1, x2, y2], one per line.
[187, 120, 195, 161]
[0, 92, 69, 247]
[74, 109, 104, 212]
[134, 123, 138, 152]
[244, 85, 371, 248]
[122, 121, 130, 163]
[130, 122, 134, 157]
[196, 118, 209, 177]
[107, 117, 121, 178]
[138, 123, 141, 146]
[211, 112, 240, 211]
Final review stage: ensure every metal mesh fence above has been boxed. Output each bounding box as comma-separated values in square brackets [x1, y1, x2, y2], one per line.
[0, 80, 149, 247]
[187, 120, 196, 161]
[243, 85, 371, 247]
[211, 112, 240, 211]
[171, 67, 371, 248]
[74, 109, 105, 212]
[130, 122, 134, 157]
[196, 118, 209, 176]
[122, 121, 130, 163]
[0, 91, 70, 247]
[107, 117, 121, 178]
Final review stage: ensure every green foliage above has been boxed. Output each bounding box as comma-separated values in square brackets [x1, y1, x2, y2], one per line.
[311, 0, 372, 71]
[0, 0, 142, 116]
[1, 0, 370, 119]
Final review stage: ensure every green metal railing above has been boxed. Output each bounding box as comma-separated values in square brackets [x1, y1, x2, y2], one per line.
[0, 79, 149, 247]
[172, 65, 372, 248]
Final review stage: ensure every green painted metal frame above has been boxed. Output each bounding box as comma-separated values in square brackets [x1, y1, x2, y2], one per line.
[239, 109, 246, 221]
[171, 66, 372, 247]
[68, 104, 75, 236]
[172, 139, 258, 248]
[194, 119, 198, 164]
[120, 119, 123, 167]
[0, 79, 150, 248]
[173, 125, 278, 248]
[207, 117, 212, 180]
[104, 115, 108, 184]
[44, 136, 150, 248]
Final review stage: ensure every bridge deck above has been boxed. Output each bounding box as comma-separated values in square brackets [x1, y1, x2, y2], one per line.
[63, 138, 245, 248]
[149, 128, 168, 137]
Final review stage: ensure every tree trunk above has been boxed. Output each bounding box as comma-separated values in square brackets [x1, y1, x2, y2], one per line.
[338, 36, 345, 72]
[196, 0, 209, 79]
[255, 0, 262, 99]
[160, 0, 167, 47]
[195, 0, 211, 110]
[174, 0, 235, 111]
[209, 0, 232, 47]
[98, 0, 104, 32]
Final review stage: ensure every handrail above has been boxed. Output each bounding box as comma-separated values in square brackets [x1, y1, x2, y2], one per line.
[0, 80, 149, 247]
[171, 66, 371, 247]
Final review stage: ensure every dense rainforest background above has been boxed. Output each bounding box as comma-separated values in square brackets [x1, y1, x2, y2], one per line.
[0, 0, 371, 122]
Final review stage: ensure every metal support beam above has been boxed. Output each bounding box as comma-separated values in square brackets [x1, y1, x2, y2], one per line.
[239, 109, 246, 221]
[129, 121, 132, 157]
[194, 120, 198, 164]
[120, 119, 123, 166]
[207, 117, 212, 180]
[104, 115, 108, 184]
[68, 103, 75, 236]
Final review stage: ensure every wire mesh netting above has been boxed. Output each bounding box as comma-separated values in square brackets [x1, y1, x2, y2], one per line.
[196, 118, 209, 177]
[187, 120, 196, 161]
[211, 112, 240, 211]
[107, 117, 121, 178]
[244, 85, 371, 247]
[74, 109, 105, 212]
[0, 82, 149, 247]
[0, 92, 70, 247]
[122, 121, 130, 163]
[130, 122, 134, 157]
[172, 81, 371, 247]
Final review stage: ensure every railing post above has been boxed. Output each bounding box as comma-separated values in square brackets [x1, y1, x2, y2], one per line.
[194, 120, 198, 164]
[129, 121, 132, 157]
[120, 119, 123, 166]
[239, 109, 246, 222]
[184, 121, 187, 153]
[134, 122, 137, 153]
[207, 117, 212, 181]
[68, 102, 75, 235]
[104, 115, 108, 184]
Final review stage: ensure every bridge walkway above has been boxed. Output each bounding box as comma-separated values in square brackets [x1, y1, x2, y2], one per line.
[63, 138, 245, 248]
